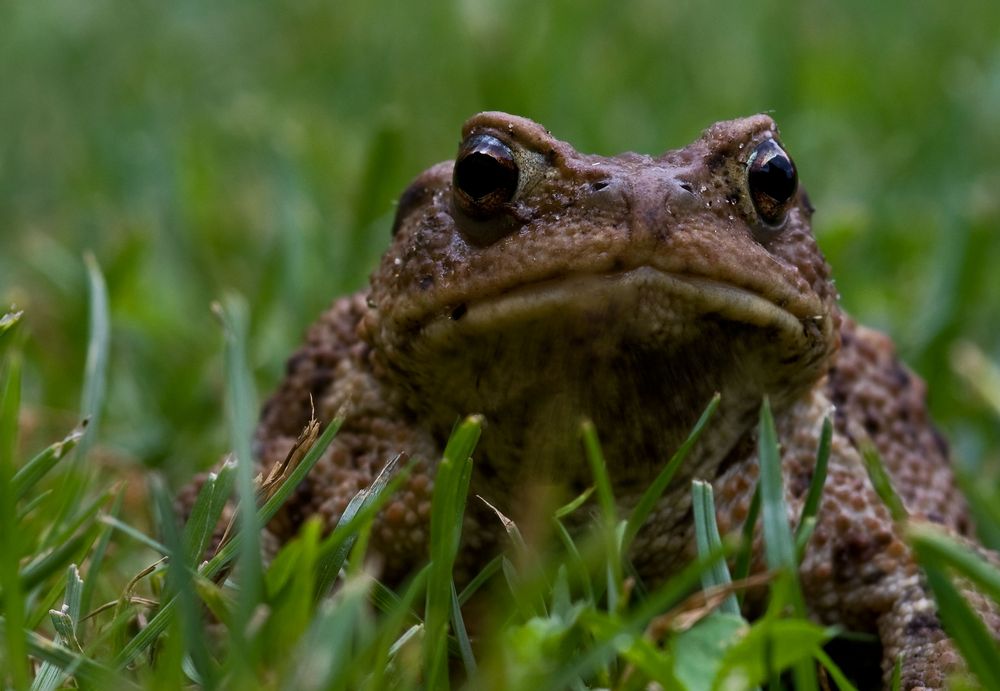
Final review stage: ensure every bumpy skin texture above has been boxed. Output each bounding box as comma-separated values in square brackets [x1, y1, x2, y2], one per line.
[218, 113, 996, 688]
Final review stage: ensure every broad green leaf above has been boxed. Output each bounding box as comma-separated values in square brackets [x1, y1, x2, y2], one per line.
[673, 612, 747, 691]
[713, 618, 834, 690]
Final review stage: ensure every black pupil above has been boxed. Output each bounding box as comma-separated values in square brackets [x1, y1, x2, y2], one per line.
[454, 135, 518, 203]
[455, 153, 512, 199]
[750, 148, 796, 202]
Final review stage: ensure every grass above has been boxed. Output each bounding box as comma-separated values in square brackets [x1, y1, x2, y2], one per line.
[2, 1, 1000, 688]
[4, 294, 1000, 689]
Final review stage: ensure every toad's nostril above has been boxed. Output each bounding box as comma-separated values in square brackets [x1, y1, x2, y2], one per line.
[679, 182, 694, 193]
[591, 180, 610, 192]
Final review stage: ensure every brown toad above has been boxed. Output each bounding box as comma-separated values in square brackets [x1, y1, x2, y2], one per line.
[241, 113, 998, 688]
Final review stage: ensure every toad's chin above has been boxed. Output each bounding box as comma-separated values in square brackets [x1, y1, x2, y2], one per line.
[384, 265, 836, 490]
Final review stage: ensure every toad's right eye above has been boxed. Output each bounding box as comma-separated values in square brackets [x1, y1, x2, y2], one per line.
[453, 133, 519, 218]
[746, 138, 797, 228]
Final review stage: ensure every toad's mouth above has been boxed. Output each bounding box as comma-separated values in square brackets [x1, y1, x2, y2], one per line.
[421, 266, 826, 346]
[389, 265, 835, 487]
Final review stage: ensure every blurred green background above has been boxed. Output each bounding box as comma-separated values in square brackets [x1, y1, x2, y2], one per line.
[2, 0, 999, 489]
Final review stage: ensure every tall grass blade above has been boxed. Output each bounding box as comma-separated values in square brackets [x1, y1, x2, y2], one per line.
[909, 523, 1000, 619]
[757, 398, 816, 691]
[458, 555, 502, 606]
[214, 295, 261, 659]
[734, 484, 761, 596]
[181, 462, 235, 565]
[19, 522, 103, 593]
[797, 416, 831, 536]
[859, 440, 907, 522]
[425, 415, 481, 691]
[625, 393, 720, 550]
[546, 544, 730, 689]
[151, 475, 216, 689]
[79, 254, 110, 458]
[367, 565, 428, 691]
[451, 579, 477, 675]
[31, 566, 85, 691]
[287, 576, 372, 691]
[12, 424, 85, 502]
[0, 621, 130, 690]
[757, 399, 796, 575]
[921, 562, 1000, 690]
[813, 649, 860, 691]
[114, 407, 345, 669]
[313, 451, 408, 599]
[950, 341, 1000, 419]
[0, 311, 23, 355]
[581, 421, 624, 612]
[0, 337, 28, 689]
[691, 480, 739, 616]
[80, 487, 125, 619]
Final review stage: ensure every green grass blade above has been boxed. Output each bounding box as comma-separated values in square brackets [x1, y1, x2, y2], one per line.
[580, 421, 624, 612]
[181, 462, 234, 565]
[734, 484, 761, 595]
[286, 575, 372, 691]
[209, 417, 346, 584]
[425, 415, 481, 691]
[757, 398, 816, 691]
[19, 523, 103, 593]
[151, 474, 216, 689]
[0, 620, 132, 690]
[546, 544, 731, 689]
[31, 566, 85, 691]
[552, 519, 595, 604]
[797, 416, 831, 537]
[64, 565, 84, 628]
[500, 555, 536, 620]
[100, 515, 169, 556]
[258, 414, 344, 528]
[215, 295, 262, 651]
[458, 554, 503, 606]
[79, 253, 110, 458]
[114, 414, 344, 670]
[581, 420, 617, 526]
[859, 440, 907, 522]
[813, 648, 860, 691]
[12, 423, 85, 501]
[450, 579, 477, 675]
[795, 516, 817, 564]
[79, 486, 124, 621]
[313, 451, 408, 599]
[921, 562, 1000, 689]
[908, 523, 1000, 611]
[951, 341, 1000, 419]
[48, 255, 107, 538]
[757, 399, 796, 575]
[0, 340, 28, 690]
[625, 393, 720, 550]
[0, 311, 23, 355]
[366, 565, 429, 691]
[554, 486, 596, 519]
[691, 480, 739, 616]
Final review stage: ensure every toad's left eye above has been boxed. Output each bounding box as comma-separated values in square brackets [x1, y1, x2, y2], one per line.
[747, 139, 797, 226]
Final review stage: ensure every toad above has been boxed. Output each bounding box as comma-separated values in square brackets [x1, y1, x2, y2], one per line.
[233, 113, 1000, 688]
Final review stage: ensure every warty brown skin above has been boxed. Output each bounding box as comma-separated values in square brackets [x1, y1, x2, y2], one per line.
[210, 112, 998, 689]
